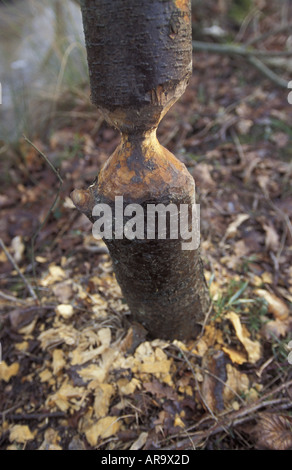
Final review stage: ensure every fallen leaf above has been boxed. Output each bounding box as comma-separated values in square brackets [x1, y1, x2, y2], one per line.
[174, 413, 185, 428]
[223, 363, 249, 402]
[201, 350, 227, 412]
[10, 425, 35, 444]
[262, 223, 280, 251]
[56, 304, 74, 319]
[40, 265, 67, 287]
[53, 281, 74, 303]
[39, 326, 78, 350]
[47, 382, 87, 412]
[130, 431, 148, 450]
[256, 413, 292, 450]
[0, 362, 19, 382]
[85, 416, 121, 446]
[226, 311, 261, 363]
[143, 380, 176, 400]
[261, 318, 291, 340]
[52, 349, 66, 375]
[255, 289, 290, 321]
[11, 236, 25, 263]
[225, 214, 250, 239]
[78, 364, 106, 384]
[222, 346, 247, 365]
[93, 384, 115, 419]
[38, 428, 62, 450]
[117, 378, 140, 395]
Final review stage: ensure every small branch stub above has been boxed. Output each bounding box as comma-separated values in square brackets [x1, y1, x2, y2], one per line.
[72, 0, 210, 340]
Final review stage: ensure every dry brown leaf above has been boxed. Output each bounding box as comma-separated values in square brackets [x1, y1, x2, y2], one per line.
[38, 428, 62, 450]
[85, 416, 121, 446]
[52, 281, 74, 303]
[262, 223, 280, 252]
[130, 431, 148, 450]
[255, 289, 290, 321]
[226, 312, 261, 363]
[256, 413, 292, 450]
[261, 318, 291, 340]
[10, 425, 35, 444]
[225, 214, 250, 239]
[201, 350, 227, 413]
[0, 361, 19, 382]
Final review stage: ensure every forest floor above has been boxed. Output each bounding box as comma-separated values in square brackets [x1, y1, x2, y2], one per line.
[0, 5, 292, 451]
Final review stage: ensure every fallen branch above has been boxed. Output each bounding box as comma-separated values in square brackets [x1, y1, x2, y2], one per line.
[0, 290, 28, 305]
[192, 40, 289, 88]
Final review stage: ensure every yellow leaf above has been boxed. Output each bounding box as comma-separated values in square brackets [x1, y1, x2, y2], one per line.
[222, 346, 246, 365]
[140, 359, 172, 375]
[39, 368, 53, 383]
[223, 363, 249, 402]
[47, 382, 87, 412]
[40, 265, 66, 287]
[10, 425, 35, 444]
[85, 416, 121, 446]
[117, 378, 140, 395]
[0, 362, 19, 382]
[93, 384, 115, 419]
[78, 364, 106, 384]
[261, 272, 273, 284]
[174, 414, 185, 428]
[52, 349, 66, 375]
[226, 312, 261, 363]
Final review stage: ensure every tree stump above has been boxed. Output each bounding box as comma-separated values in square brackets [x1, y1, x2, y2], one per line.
[71, 0, 210, 340]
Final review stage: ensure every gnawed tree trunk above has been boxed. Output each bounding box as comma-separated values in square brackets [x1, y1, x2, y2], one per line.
[71, 0, 210, 340]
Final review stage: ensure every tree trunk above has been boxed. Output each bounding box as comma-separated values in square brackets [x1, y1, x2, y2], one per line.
[71, 0, 210, 341]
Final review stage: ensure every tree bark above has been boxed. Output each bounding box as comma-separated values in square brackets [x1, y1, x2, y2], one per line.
[71, 0, 210, 341]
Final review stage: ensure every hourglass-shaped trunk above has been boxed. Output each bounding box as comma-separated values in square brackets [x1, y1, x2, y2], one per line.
[71, 0, 210, 340]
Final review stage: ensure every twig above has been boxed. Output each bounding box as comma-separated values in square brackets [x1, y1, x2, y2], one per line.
[247, 55, 288, 88]
[0, 238, 38, 301]
[161, 378, 292, 450]
[192, 40, 289, 88]
[193, 40, 292, 58]
[22, 136, 63, 298]
[0, 290, 28, 305]
[247, 22, 292, 46]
